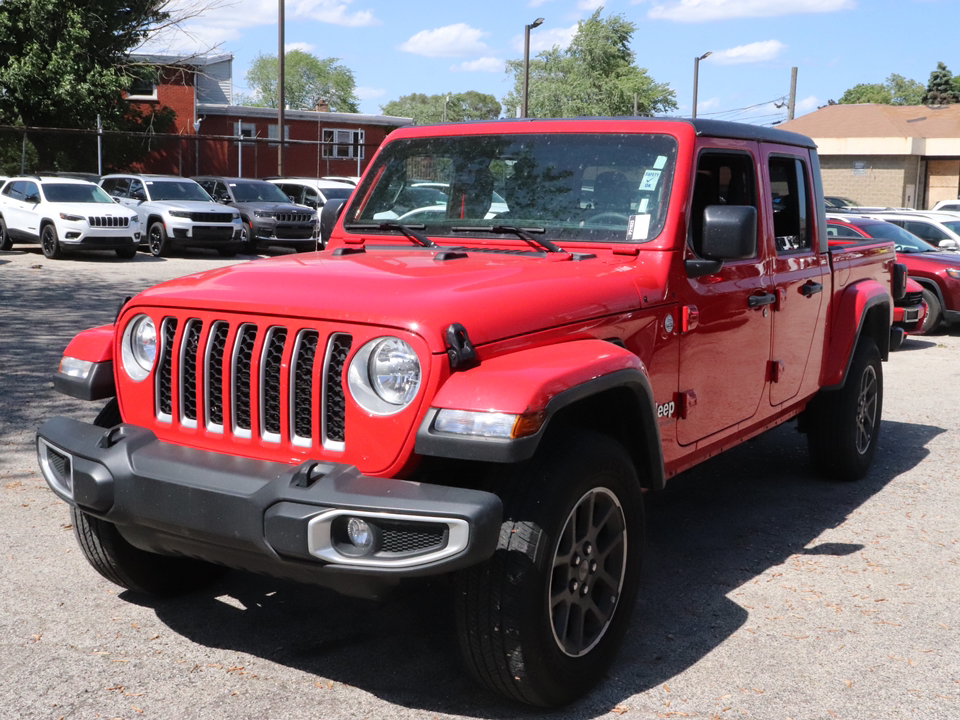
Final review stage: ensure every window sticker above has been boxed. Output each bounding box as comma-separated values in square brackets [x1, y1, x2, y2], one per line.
[627, 214, 651, 241]
[653, 155, 668, 170]
[639, 169, 661, 192]
[638, 198, 649, 213]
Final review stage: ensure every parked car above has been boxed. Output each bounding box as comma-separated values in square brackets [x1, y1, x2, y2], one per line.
[321, 175, 360, 186]
[828, 214, 960, 333]
[932, 199, 960, 213]
[824, 195, 861, 210]
[853, 210, 960, 251]
[263, 177, 354, 210]
[40, 117, 902, 707]
[100, 174, 243, 257]
[894, 277, 928, 335]
[0, 176, 140, 259]
[193, 176, 319, 253]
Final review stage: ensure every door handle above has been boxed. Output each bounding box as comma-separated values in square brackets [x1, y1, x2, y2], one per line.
[800, 281, 823, 297]
[748, 292, 777, 308]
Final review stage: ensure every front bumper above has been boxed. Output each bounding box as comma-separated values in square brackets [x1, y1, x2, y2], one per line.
[37, 417, 502, 596]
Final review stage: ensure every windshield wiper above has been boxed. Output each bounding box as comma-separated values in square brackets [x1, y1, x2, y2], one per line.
[343, 221, 437, 248]
[451, 225, 562, 254]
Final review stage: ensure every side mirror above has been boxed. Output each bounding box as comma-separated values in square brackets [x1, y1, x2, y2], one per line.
[132, 191, 147, 201]
[686, 205, 757, 278]
[938, 239, 959, 251]
[26, 193, 40, 204]
[319, 198, 347, 248]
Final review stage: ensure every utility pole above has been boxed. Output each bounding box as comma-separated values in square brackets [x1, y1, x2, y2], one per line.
[692, 51, 712, 119]
[277, 0, 285, 175]
[787, 67, 798, 121]
[522, 18, 544, 118]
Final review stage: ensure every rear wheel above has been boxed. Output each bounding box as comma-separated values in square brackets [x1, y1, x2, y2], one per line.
[807, 338, 883, 481]
[918, 289, 942, 335]
[148, 221, 169, 257]
[237, 224, 254, 254]
[0, 217, 11, 250]
[41, 224, 62, 259]
[456, 430, 644, 706]
[71, 399, 226, 596]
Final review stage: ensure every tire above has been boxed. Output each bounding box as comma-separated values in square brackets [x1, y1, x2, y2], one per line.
[148, 221, 169, 257]
[41, 224, 62, 259]
[917, 288, 942, 335]
[455, 430, 644, 706]
[0, 217, 11, 251]
[70, 399, 226, 596]
[115, 246, 137, 259]
[806, 338, 883, 481]
[238, 224, 254, 254]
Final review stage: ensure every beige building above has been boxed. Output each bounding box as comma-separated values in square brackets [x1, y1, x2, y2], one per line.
[779, 103, 960, 209]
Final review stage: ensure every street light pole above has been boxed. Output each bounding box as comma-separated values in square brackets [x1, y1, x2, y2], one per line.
[692, 51, 712, 119]
[522, 17, 544, 118]
[277, 0, 285, 174]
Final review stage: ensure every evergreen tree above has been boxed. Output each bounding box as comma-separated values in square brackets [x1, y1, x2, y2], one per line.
[922, 61, 960, 105]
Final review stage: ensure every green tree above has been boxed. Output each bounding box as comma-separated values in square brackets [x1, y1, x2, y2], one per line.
[887, 74, 925, 105]
[380, 91, 501, 124]
[0, 0, 178, 169]
[922, 61, 959, 105]
[244, 50, 360, 112]
[836, 73, 925, 106]
[502, 9, 676, 118]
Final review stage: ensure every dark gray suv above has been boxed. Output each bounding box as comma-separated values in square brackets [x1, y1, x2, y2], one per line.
[193, 177, 319, 253]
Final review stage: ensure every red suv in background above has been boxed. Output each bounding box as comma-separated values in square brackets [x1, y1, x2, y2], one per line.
[828, 215, 960, 334]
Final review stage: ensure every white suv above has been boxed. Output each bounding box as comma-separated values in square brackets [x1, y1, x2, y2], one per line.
[100, 174, 243, 257]
[0, 176, 140, 259]
[264, 177, 355, 210]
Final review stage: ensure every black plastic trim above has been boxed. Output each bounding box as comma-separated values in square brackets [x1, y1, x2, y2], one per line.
[53, 361, 115, 401]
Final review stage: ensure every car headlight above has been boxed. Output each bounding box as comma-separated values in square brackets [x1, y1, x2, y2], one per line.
[59, 212, 85, 223]
[348, 337, 421, 415]
[168, 210, 192, 219]
[947, 268, 960, 279]
[121, 314, 157, 382]
[231, 212, 241, 221]
[254, 210, 274, 218]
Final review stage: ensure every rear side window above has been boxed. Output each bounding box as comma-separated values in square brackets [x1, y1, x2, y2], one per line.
[689, 151, 758, 257]
[768, 156, 812, 253]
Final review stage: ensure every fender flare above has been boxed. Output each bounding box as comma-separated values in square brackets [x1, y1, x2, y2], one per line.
[821, 280, 891, 390]
[53, 325, 116, 400]
[415, 339, 666, 489]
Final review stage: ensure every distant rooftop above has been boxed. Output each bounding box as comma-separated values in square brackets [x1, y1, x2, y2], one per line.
[780, 103, 960, 139]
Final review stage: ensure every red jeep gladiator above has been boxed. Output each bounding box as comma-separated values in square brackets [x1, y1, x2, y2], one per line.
[37, 118, 904, 706]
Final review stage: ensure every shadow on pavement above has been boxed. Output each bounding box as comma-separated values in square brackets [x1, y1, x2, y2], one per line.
[123, 418, 943, 719]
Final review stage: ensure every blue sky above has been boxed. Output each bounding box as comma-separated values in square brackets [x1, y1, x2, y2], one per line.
[149, 0, 956, 125]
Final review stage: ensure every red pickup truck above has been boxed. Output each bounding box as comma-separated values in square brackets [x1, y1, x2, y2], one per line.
[37, 118, 903, 706]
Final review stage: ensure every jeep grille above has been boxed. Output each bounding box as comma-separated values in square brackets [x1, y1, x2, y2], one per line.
[154, 316, 352, 449]
[88, 216, 130, 228]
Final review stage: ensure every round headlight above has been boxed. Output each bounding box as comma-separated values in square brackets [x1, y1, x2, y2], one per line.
[121, 314, 157, 382]
[369, 338, 421, 405]
[348, 336, 422, 415]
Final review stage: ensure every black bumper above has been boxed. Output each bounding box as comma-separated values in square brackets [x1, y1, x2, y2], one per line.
[37, 417, 502, 597]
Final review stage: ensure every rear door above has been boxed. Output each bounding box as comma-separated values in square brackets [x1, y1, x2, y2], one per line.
[762, 149, 829, 406]
[677, 145, 773, 445]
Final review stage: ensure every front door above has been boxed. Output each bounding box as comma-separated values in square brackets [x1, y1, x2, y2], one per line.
[677, 146, 773, 446]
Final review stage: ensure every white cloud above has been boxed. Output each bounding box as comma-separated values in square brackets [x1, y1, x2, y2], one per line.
[529, 0, 554, 6]
[285, 42, 316, 53]
[355, 86, 386, 100]
[645, 0, 855, 22]
[399, 24, 490, 58]
[290, 0, 379, 27]
[695, 96, 721, 113]
[578, 0, 605, 9]
[711, 40, 787, 65]
[796, 95, 820, 114]
[451, 57, 505, 73]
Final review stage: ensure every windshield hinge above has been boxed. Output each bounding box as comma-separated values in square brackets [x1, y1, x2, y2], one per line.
[446, 323, 478, 370]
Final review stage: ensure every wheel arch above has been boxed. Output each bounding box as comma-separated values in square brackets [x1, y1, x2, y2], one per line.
[415, 340, 666, 491]
[912, 277, 947, 309]
[822, 282, 890, 391]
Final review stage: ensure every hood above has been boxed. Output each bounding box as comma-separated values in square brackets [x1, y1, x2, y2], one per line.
[233, 201, 314, 215]
[132, 246, 670, 353]
[152, 200, 234, 214]
[61, 203, 137, 219]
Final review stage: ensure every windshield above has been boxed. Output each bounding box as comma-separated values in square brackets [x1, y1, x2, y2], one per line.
[43, 183, 115, 204]
[941, 220, 960, 234]
[860, 221, 938, 252]
[147, 180, 212, 202]
[346, 132, 678, 244]
[231, 181, 290, 203]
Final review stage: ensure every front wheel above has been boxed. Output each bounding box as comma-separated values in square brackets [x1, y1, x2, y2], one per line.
[71, 399, 226, 596]
[0, 217, 11, 251]
[41, 224, 62, 259]
[455, 430, 644, 706]
[917, 289, 942, 335]
[148, 221, 169, 257]
[806, 338, 883, 481]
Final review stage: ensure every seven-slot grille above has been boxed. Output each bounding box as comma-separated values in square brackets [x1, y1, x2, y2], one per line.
[153, 316, 352, 449]
[274, 212, 312, 223]
[187, 211, 235, 223]
[88, 216, 130, 228]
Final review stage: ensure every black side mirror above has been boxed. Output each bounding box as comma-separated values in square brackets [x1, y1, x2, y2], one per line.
[686, 205, 757, 278]
[132, 191, 147, 201]
[319, 198, 347, 248]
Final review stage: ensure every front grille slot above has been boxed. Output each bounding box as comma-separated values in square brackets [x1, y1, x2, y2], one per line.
[156, 318, 178, 422]
[232, 325, 258, 437]
[379, 521, 447, 555]
[89, 216, 129, 228]
[145, 315, 357, 452]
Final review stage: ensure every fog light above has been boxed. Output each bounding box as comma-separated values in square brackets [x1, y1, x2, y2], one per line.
[346, 517, 374, 551]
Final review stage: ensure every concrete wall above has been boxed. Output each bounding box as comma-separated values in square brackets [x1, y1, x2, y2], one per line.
[820, 155, 918, 208]
[927, 159, 960, 208]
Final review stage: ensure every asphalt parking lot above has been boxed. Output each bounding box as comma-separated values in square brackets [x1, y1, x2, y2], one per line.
[1, 246, 958, 720]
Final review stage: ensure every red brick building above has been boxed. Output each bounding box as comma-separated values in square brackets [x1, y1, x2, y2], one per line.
[126, 53, 411, 179]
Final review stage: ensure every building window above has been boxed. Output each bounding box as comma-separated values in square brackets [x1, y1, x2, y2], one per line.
[322, 129, 365, 159]
[267, 124, 291, 146]
[234, 122, 257, 145]
[127, 77, 157, 101]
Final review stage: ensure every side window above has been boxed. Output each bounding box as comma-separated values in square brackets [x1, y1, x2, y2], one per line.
[689, 151, 758, 257]
[215, 182, 229, 200]
[768, 156, 812, 253]
[8, 181, 27, 200]
[23, 182, 39, 201]
[129, 179, 146, 200]
[278, 184, 300, 204]
[904, 221, 946, 241]
[303, 187, 321, 208]
[197, 180, 215, 195]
